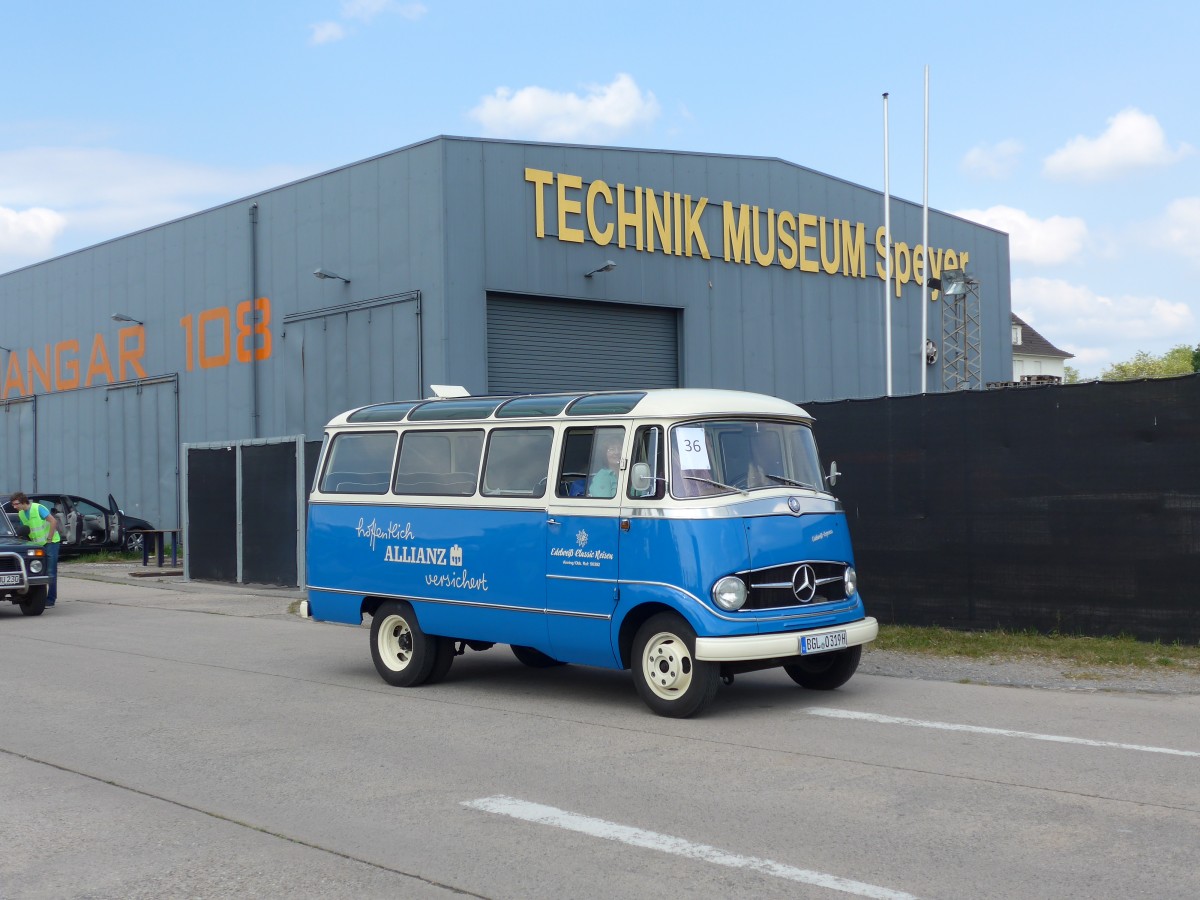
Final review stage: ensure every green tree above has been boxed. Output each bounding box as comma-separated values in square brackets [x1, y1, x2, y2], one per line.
[1101, 344, 1197, 381]
[1062, 365, 1082, 384]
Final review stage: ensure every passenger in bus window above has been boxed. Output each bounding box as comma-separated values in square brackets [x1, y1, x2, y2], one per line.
[588, 440, 621, 498]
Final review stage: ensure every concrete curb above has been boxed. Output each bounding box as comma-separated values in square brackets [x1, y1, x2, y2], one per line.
[61, 562, 306, 602]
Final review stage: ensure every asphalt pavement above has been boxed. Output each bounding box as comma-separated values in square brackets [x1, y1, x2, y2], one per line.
[57, 559, 305, 616]
[4, 567, 1198, 899]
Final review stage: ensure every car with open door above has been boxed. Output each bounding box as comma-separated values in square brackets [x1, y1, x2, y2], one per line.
[2, 493, 134, 555]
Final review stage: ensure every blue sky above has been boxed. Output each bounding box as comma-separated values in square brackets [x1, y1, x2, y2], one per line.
[4, 1, 1198, 377]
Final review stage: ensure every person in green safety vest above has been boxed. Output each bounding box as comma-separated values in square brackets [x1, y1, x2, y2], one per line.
[10, 492, 61, 607]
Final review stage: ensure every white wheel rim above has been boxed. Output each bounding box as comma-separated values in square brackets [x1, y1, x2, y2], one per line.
[378, 613, 415, 672]
[641, 631, 693, 700]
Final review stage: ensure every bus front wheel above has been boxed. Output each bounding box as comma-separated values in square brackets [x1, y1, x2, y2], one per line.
[370, 601, 439, 687]
[632, 613, 720, 718]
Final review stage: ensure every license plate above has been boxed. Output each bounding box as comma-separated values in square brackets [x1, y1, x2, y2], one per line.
[800, 630, 848, 655]
[0, 574, 20, 586]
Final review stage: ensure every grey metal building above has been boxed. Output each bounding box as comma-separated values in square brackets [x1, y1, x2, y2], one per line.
[0, 135, 1011, 530]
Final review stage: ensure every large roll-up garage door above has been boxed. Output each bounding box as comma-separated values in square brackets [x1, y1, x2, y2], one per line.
[487, 294, 679, 394]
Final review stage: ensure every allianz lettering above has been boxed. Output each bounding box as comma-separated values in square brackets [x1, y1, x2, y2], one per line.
[384, 545, 449, 565]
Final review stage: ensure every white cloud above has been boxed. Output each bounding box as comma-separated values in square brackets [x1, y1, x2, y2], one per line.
[0, 207, 66, 258]
[0, 147, 307, 271]
[1043, 108, 1193, 181]
[469, 73, 661, 142]
[310, 2, 424, 44]
[961, 139, 1022, 179]
[340, 0, 426, 22]
[1155, 196, 1200, 264]
[1013, 276, 1194, 375]
[955, 205, 1087, 266]
[309, 21, 346, 44]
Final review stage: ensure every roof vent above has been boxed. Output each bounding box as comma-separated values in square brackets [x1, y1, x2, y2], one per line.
[429, 385, 471, 398]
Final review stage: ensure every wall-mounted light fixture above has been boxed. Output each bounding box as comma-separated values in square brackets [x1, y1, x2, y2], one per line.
[313, 268, 351, 284]
[111, 313, 144, 325]
[584, 260, 617, 278]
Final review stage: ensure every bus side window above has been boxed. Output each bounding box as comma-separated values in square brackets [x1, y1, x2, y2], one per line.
[628, 425, 664, 499]
[481, 428, 554, 497]
[319, 431, 397, 494]
[394, 430, 484, 496]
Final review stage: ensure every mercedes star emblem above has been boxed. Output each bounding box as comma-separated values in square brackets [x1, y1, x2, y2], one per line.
[791, 564, 818, 603]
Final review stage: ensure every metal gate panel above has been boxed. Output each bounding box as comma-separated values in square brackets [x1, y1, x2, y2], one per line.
[185, 446, 238, 582]
[241, 442, 298, 586]
[487, 294, 679, 394]
[105, 378, 180, 530]
[0, 398, 36, 492]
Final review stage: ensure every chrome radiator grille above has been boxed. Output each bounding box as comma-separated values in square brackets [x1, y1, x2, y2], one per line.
[740, 561, 848, 610]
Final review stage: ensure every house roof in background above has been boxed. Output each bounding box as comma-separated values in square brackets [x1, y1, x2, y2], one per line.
[1012, 313, 1074, 360]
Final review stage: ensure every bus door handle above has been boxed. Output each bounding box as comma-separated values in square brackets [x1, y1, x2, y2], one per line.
[547, 517, 562, 526]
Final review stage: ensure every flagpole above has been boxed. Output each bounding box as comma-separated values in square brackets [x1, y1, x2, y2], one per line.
[921, 66, 930, 394]
[883, 92, 892, 397]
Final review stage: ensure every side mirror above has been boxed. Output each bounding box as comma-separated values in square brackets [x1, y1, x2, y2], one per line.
[826, 461, 841, 488]
[630, 462, 653, 494]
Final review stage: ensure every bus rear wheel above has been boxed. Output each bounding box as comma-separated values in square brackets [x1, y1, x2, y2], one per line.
[370, 600, 439, 686]
[632, 613, 720, 718]
[783, 645, 862, 690]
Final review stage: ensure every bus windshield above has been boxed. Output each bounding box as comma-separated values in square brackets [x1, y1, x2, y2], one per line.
[669, 419, 826, 499]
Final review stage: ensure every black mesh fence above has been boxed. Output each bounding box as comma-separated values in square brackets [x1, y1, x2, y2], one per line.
[242, 443, 298, 586]
[805, 375, 1200, 642]
[186, 447, 237, 582]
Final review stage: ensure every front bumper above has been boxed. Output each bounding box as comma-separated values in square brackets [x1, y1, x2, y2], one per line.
[0, 549, 51, 596]
[694, 617, 878, 662]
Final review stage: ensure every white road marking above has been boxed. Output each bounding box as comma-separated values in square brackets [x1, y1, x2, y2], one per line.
[808, 708, 1200, 757]
[462, 795, 919, 900]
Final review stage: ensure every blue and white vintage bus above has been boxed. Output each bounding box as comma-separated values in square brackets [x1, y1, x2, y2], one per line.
[304, 388, 877, 717]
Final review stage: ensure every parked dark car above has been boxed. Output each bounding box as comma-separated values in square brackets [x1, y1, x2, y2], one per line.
[1, 493, 150, 554]
[0, 510, 52, 614]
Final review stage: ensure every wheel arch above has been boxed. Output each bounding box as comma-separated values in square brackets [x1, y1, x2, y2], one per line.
[616, 602, 675, 669]
[614, 583, 749, 669]
[361, 594, 390, 621]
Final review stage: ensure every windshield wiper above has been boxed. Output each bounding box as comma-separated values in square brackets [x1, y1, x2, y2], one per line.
[683, 475, 745, 495]
[764, 473, 818, 490]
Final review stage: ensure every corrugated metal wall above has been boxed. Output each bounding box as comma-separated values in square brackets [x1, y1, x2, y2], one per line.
[0, 136, 1012, 545]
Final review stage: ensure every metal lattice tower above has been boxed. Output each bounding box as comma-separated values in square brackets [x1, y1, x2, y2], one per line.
[941, 271, 983, 391]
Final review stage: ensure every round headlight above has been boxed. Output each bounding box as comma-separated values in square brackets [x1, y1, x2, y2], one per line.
[29, 560, 44, 574]
[843, 566, 857, 597]
[712, 575, 747, 611]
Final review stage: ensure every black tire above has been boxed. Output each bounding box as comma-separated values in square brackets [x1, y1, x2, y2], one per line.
[18, 585, 48, 616]
[424, 638, 457, 684]
[511, 645, 566, 668]
[783, 645, 862, 690]
[631, 613, 720, 718]
[369, 601, 439, 687]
